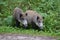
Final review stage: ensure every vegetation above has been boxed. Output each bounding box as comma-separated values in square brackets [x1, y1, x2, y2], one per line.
[0, 0, 60, 36]
[0, 26, 58, 37]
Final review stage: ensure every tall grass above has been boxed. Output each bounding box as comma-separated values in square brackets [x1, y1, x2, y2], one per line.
[0, 0, 60, 36]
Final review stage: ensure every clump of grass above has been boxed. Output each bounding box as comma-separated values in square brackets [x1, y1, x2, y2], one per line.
[0, 26, 59, 37]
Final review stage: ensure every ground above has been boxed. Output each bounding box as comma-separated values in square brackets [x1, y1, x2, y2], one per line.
[0, 33, 57, 40]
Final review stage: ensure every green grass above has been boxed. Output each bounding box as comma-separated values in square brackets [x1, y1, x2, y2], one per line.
[0, 26, 59, 37]
[0, 0, 60, 37]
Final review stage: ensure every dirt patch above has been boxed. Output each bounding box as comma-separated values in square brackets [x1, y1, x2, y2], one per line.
[0, 33, 57, 40]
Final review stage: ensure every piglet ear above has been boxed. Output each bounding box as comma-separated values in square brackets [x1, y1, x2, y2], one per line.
[20, 14, 23, 17]
[42, 16, 45, 19]
[37, 16, 39, 20]
[25, 13, 28, 16]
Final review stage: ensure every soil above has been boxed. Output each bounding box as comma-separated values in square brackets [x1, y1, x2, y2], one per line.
[0, 33, 57, 40]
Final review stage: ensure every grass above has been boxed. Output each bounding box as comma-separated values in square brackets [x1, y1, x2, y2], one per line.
[0, 26, 59, 37]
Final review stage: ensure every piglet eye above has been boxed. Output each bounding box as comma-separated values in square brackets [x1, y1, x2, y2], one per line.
[20, 14, 23, 17]
[37, 16, 39, 20]
[25, 13, 27, 16]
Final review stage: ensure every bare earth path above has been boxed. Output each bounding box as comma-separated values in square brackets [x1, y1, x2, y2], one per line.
[0, 34, 57, 40]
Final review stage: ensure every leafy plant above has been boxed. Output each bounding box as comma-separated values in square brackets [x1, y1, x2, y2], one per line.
[0, 0, 60, 36]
